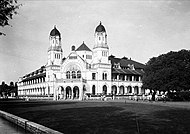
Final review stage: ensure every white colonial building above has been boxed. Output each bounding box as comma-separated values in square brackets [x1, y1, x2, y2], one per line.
[18, 22, 145, 100]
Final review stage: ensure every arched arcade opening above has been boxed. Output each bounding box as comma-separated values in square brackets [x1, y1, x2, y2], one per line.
[103, 85, 107, 95]
[111, 85, 117, 95]
[134, 86, 139, 95]
[92, 85, 96, 95]
[73, 86, 79, 99]
[66, 86, 72, 99]
[127, 86, 132, 94]
[119, 85, 125, 95]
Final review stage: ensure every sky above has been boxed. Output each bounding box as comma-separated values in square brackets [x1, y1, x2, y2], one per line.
[0, 0, 190, 84]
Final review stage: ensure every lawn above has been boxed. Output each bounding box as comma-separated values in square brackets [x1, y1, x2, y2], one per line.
[0, 99, 190, 134]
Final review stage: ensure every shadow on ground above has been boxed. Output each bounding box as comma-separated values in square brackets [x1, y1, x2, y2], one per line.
[21, 107, 138, 134]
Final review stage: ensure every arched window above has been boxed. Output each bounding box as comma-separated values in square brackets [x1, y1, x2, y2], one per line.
[102, 72, 107, 80]
[66, 65, 81, 79]
[66, 71, 70, 79]
[105, 73, 107, 80]
[77, 71, 81, 78]
[72, 71, 76, 79]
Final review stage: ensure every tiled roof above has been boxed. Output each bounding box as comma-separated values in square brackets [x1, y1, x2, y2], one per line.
[108, 55, 120, 64]
[112, 68, 144, 75]
[76, 41, 91, 51]
[109, 55, 145, 69]
[22, 73, 46, 81]
[120, 58, 145, 69]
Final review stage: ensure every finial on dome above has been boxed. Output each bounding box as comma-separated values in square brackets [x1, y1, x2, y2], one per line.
[50, 25, 61, 37]
[83, 41, 84, 44]
[95, 21, 106, 32]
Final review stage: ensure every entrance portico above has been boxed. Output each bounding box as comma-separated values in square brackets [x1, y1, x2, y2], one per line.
[56, 82, 84, 100]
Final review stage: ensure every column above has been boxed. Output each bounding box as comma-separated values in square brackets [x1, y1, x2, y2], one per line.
[138, 86, 141, 95]
[132, 76, 134, 81]
[124, 86, 127, 94]
[125, 75, 127, 81]
[35, 88, 37, 95]
[63, 89, 66, 100]
[42, 87, 44, 95]
[39, 88, 41, 95]
[132, 86, 135, 94]
[117, 74, 119, 80]
[79, 86, 83, 100]
[71, 89, 74, 99]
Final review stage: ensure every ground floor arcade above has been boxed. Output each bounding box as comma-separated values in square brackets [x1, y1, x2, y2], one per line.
[111, 85, 144, 95]
[18, 81, 145, 100]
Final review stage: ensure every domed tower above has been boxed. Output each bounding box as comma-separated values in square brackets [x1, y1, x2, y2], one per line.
[93, 22, 109, 64]
[47, 26, 63, 66]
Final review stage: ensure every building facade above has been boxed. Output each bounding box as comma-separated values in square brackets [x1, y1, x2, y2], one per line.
[18, 22, 145, 100]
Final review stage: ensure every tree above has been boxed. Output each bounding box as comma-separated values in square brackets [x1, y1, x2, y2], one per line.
[142, 49, 190, 98]
[0, 81, 8, 97]
[0, 81, 18, 98]
[0, 0, 21, 35]
[8, 81, 14, 95]
[0, 81, 6, 96]
[14, 82, 18, 96]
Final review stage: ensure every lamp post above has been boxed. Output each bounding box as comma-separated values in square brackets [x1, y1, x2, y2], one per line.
[96, 71, 98, 95]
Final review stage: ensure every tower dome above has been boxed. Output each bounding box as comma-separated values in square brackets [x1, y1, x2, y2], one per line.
[95, 22, 106, 32]
[50, 25, 61, 37]
[94, 22, 108, 49]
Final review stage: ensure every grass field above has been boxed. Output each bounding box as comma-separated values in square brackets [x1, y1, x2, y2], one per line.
[0, 99, 190, 134]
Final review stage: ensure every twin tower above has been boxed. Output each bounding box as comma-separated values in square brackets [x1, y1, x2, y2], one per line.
[47, 22, 109, 66]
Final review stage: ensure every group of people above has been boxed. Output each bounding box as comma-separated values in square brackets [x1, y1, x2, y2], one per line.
[99, 92, 168, 102]
[141, 93, 167, 102]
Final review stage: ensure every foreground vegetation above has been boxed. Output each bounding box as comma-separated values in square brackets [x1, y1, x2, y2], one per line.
[0, 99, 190, 134]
